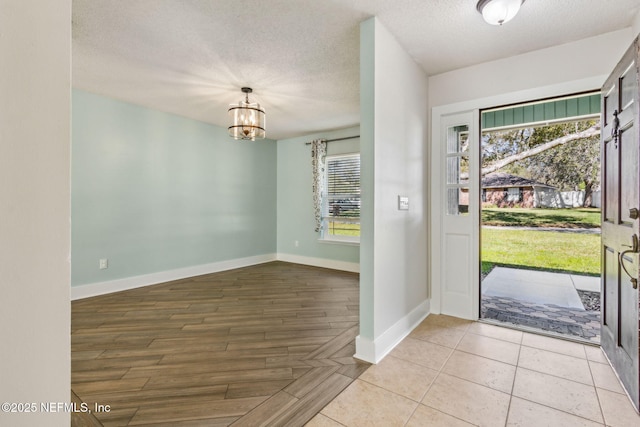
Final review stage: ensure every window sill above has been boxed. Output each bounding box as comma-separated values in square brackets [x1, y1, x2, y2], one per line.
[318, 239, 360, 247]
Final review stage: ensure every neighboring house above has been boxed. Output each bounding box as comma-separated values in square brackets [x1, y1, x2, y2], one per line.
[482, 172, 561, 208]
[460, 172, 561, 208]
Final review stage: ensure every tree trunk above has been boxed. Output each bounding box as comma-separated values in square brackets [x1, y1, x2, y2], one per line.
[583, 181, 593, 207]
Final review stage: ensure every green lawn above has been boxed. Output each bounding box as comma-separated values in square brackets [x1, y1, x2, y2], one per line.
[481, 228, 600, 276]
[331, 208, 601, 275]
[482, 207, 600, 229]
[327, 221, 360, 236]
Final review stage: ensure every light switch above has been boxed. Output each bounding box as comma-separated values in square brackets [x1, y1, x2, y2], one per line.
[398, 196, 409, 210]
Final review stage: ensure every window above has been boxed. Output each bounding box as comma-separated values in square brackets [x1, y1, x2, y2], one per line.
[446, 126, 469, 215]
[507, 187, 522, 202]
[322, 154, 360, 242]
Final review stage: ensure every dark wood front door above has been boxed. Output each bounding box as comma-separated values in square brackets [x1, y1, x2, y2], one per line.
[601, 37, 640, 412]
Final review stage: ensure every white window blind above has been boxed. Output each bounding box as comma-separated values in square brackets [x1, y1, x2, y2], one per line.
[322, 154, 360, 241]
[507, 187, 521, 202]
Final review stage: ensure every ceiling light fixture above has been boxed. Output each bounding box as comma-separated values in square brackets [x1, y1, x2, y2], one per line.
[476, 0, 525, 26]
[228, 87, 266, 141]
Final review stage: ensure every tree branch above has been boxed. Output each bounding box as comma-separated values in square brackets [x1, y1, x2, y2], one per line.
[460, 124, 601, 179]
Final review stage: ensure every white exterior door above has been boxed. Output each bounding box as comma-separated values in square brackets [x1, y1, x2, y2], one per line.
[431, 110, 480, 319]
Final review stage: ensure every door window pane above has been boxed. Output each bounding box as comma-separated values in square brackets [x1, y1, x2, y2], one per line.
[447, 126, 469, 154]
[447, 187, 469, 215]
[446, 125, 470, 215]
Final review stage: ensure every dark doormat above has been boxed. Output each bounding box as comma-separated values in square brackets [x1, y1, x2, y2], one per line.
[482, 295, 600, 342]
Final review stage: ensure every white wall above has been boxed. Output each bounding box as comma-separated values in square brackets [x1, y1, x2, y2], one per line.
[633, 9, 640, 38]
[429, 28, 634, 110]
[356, 18, 429, 363]
[0, 1, 71, 426]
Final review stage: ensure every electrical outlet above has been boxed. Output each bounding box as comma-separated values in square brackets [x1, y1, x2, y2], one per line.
[294, 240, 299, 247]
[99, 258, 108, 269]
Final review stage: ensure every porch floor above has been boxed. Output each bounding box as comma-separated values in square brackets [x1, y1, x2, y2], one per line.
[481, 267, 600, 343]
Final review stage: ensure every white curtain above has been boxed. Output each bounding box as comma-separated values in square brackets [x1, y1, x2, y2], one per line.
[311, 139, 327, 232]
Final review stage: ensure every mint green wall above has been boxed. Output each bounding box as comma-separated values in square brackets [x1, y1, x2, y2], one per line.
[276, 126, 360, 264]
[71, 90, 277, 286]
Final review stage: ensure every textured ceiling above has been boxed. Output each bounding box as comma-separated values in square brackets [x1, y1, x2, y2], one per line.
[72, 0, 640, 140]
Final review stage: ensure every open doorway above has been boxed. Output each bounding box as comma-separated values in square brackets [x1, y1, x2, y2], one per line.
[478, 93, 602, 343]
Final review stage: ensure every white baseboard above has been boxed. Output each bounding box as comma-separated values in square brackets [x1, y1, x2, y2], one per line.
[276, 253, 359, 273]
[71, 253, 277, 300]
[354, 299, 430, 364]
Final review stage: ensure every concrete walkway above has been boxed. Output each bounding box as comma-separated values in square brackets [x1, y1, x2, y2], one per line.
[481, 267, 601, 342]
[482, 267, 600, 308]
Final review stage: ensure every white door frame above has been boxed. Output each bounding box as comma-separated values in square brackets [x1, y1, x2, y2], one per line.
[430, 110, 480, 319]
[430, 76, 605, 319]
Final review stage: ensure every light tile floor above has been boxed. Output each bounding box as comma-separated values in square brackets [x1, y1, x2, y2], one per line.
[307, 315, 640, 427]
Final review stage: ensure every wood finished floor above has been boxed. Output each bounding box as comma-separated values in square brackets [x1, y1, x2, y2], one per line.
[71, 261, 367, 426]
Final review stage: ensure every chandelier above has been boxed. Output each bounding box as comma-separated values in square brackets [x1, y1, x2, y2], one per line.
[228, 87, 266, 141]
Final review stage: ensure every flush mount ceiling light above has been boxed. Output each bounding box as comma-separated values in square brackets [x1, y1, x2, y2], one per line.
[477, 0, 525, 26]
[228, 87, 266, 141]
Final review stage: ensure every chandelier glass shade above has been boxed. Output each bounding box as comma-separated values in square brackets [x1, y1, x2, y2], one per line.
[228, 87, 266, 141]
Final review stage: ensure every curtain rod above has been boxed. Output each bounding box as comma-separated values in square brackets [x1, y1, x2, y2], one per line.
[305, 135, 360, 145]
